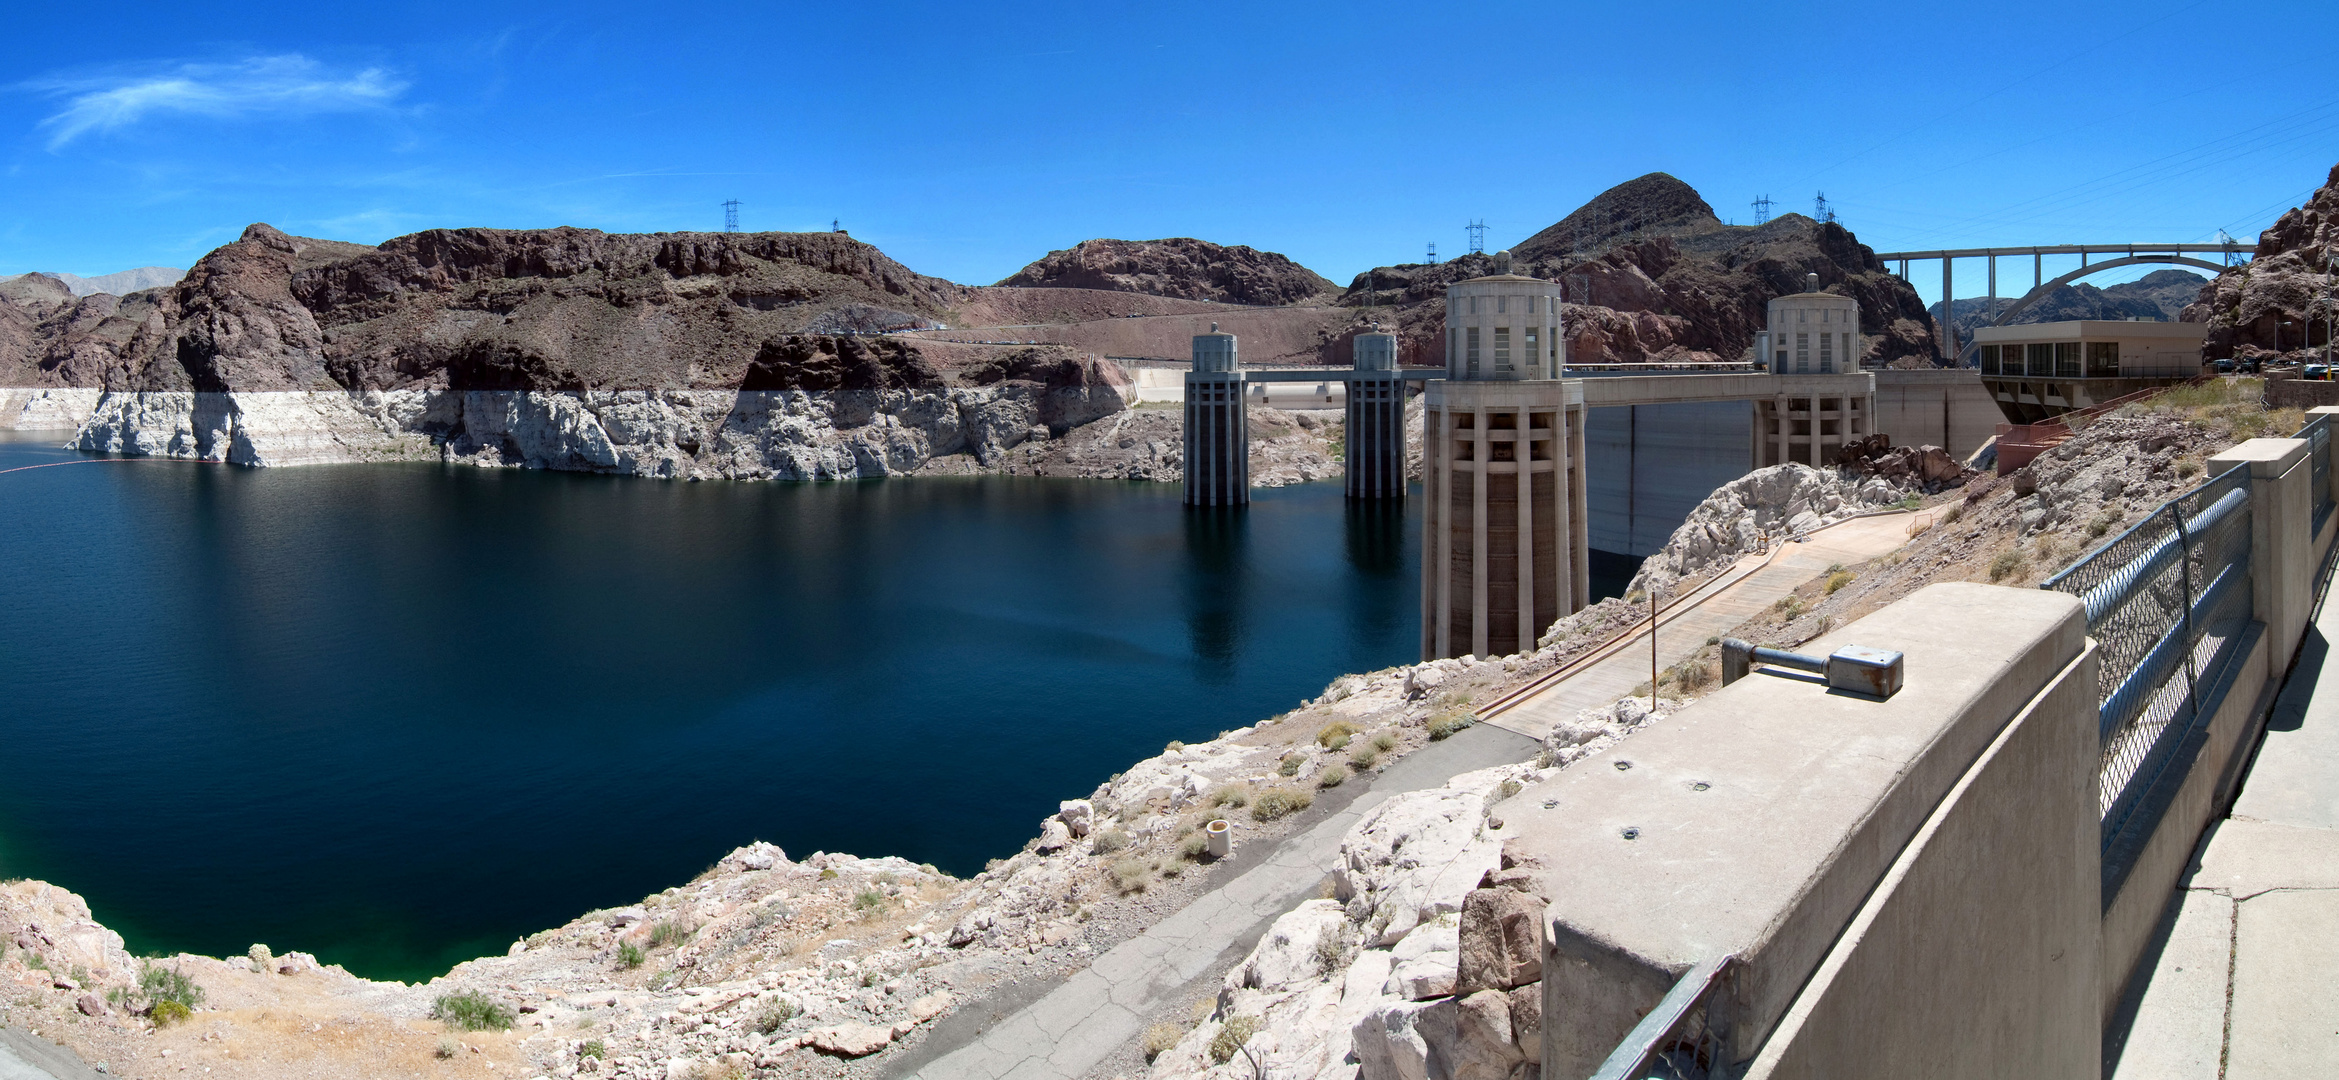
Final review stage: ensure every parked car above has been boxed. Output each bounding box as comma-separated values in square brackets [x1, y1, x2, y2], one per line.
[2213, 358, 2236, 373]
[2307, 363, 2330, 380]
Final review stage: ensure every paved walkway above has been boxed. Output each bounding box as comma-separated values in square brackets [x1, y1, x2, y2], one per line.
[2110, 610, 2339, 1076]
[0, 1027, 103, 1080]
[1486, 511, 1920, 740]
[895, 514, 1919, 1080]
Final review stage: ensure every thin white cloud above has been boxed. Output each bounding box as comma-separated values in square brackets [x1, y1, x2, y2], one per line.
[33, 55, 407, 150]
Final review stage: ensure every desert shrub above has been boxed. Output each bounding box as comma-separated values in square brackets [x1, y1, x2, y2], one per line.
[580, 1039, 608, 1059]
[149, 1000, 192, 1027]
[1164, 740, 1185, 754]
[1277, 754, 1305, 777]
[818, 867, 838, 880]
[1774, 595, 1805, 619]
[1091, 827, 1130, 854]
[1825, 570, 1855, 595]
[854, 889, 886, 914]
[1988, 550, 2024, 582]
[617, 941, 645, 969]
[1209, 784, 1249, 808]
[1141, 1022, 1185, 1062]
[1942, 503, 1965, 525]
[1111, 859, 1150, 894]
[1209, 1015, 1263, 1064]
[247, 944, 273, 972]
[1315, 721, 1358, 750]
[2088, 509, 2123, 538]
[1348, 746, 1379, 770]
[2175, 457, 2201, 478]
[435, 1038, 458, 1059]
[1178, 832, 1210, 861]
[1497, 778, 1523, 800]
[139, 961, 204, 1010]
[1313, 931, 1353, 972]
[648, 919, 691, 948]
[1900, 494, 1923, 510]
[1426, 712, 1476, 741]
[1252, 788, 1314, 821]
[432, 989, 516, 1032]
[754, 1000, 795, 1034]
[1316, 764, 1349, 788]
[1372, 732, 1397, 753]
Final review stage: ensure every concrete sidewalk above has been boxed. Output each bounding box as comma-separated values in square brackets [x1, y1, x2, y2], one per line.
[2109, 617, 2339, 1078]
[0, 1027, 105, 1080]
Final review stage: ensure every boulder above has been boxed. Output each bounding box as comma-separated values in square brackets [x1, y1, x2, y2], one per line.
[1451, 990, 1524, 1080]
[1383, 917, 1460, 1001]
[1034, 819, 1073, 855]
[76, 993, 106, 1017]
[1507, 983, 1543, 1056]
[1231, 900, 1350, 993]
[1339, 785, 1500, 946]
[1056, 799, 1093, 838]
[1456, 889, 1544, 995]
[1353, 997, 1456, 1080]
[807, 1021, 895, 1057]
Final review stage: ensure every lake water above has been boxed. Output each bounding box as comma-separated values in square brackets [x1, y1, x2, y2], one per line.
[0, 431, 1426, 982]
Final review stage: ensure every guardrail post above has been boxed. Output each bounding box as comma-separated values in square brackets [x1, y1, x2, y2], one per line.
[2206, 438, 2312, 678]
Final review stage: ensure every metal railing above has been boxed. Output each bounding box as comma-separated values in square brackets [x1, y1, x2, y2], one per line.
[1588, 956, 1736, 1080]
[2042, 463, 2255, 844]
[2301, 414, 2332, 527]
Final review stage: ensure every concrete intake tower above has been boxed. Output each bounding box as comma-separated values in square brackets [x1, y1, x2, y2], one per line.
[1422, 253, 1590, 660]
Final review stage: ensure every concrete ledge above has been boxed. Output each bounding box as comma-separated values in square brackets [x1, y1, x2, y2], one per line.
[1746, 641, 2099, 1080]
[1513, 582, 2086, 1076]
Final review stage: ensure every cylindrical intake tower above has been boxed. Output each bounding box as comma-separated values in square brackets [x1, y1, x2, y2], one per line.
[1346, 331, 1407, 500]
[1421, 254, 1589, 660]
[1183, 325, 1248, 506]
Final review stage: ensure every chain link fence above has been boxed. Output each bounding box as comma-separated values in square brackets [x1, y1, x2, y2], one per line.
[2301, 414, 2332, 527]
[2043, 463, 2254, 846]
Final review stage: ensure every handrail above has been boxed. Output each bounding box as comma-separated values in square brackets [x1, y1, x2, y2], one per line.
[1588, 955, 1737, 1080]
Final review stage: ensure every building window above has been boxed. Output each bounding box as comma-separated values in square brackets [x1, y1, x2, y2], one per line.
[2054, 342, 2081, 378]
[1820, 331, 1832, 371]
[1796, 332, 1809, 373]
[1498, 296, 1508, 314]
[1495, 327, 1512, 371]
[1822, 309, 1831, 324]
[1467, 327, 1480, 375]
[1799, 309, 1807, 323]
[2085, 341, 2120, 377]
[1980, 344, 1999, 374]
[2026, 343, 2054, 377]
[1470, 297, 1478, 314]
[1524, 327, 1539, 376]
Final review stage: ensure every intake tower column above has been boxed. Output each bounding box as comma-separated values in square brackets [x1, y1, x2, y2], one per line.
[1421, 253, 1589, 660]
[1183, 324, 1248, 506]
[1346, 330, 1407, 500]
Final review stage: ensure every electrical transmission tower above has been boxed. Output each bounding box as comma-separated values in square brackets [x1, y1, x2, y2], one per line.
[1425, 242, 1437, 265]
[1466, 220, 1487, 255]
[1751, 194, 1773, 225]
[1813, 192, 1836, 224]
[2217, 229, 2247, 266]
[722, 200, 740, 233]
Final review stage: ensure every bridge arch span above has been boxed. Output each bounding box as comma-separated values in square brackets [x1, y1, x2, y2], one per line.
[1989, 254, 2228, 326]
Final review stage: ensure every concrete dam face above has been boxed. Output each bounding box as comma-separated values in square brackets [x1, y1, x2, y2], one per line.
[1583, 398, 1755, 560]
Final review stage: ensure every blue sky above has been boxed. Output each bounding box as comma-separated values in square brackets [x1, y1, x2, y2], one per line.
[3, 0, 2333, 307]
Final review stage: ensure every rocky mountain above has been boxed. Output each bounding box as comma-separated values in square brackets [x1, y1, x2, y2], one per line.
[996, 237, 1339, 306]
[2186, 161, 2339, 361]
[1930, 269, 2210, 338]
[1340, 173, 1941, 367]
[0, 223, 984, 392]
[38, 266, 186, 297]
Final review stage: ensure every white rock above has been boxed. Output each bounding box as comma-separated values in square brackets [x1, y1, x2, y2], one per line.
[1034, 819, 1073, 855]
[1231, 900, 1350, 993]
[1353, 997, 1455, 1080]
[1383, 917, 1460, 1001]
[1056, 799, 1093, 838]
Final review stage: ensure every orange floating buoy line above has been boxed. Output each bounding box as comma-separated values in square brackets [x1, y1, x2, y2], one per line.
[0, 457, 224, 477]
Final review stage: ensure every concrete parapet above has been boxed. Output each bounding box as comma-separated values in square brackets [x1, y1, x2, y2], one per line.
[1746, 638, 2100, 1079]
[1507, 582, 2086, 1075]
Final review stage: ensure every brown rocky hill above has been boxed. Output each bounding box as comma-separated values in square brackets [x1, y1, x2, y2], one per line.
[2185, 161, 2339, 361]
[0, 223, 1011, 392]
[1342, 173, 1940, 368]
[996, 237, 1340, 306]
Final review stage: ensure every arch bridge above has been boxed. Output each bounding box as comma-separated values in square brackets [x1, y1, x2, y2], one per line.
[1872, 242, 2253, 360]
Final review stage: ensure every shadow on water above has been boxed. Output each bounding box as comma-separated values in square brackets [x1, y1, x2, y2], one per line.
[1342, 496, 1412, 656]
[1180, 506, 1250, 673]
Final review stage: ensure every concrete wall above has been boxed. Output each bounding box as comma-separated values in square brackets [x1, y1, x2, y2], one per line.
[1870, 369, 2000, 459]
[1746, 639, 2101, 1079]
[1582, 400, 1752, 556]
[1511, 583, 2089, 1076]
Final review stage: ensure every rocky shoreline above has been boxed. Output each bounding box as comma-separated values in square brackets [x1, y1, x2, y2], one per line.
[1, 387, 1363, 489]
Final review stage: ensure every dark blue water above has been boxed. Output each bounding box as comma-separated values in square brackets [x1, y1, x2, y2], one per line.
[0, 431, 1419, 982]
